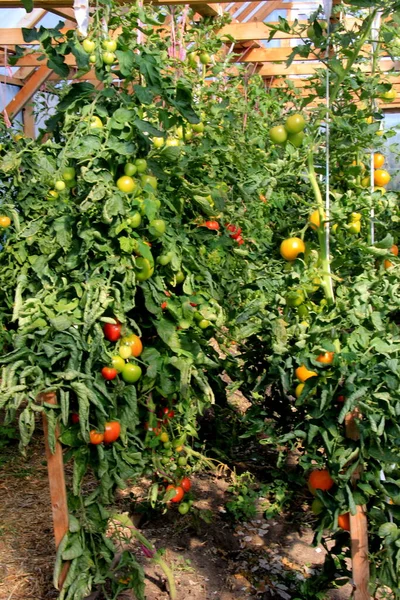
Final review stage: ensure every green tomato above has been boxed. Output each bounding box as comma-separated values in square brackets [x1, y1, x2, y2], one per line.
[178, 502, 190, 515]
[135, 257, 154, 282]
[62, 167, 76, 181]
[135, 158, 147, 173]
[119, 345, 132, 359]
[198, 319, 211, 329]
[311, 498, 324, 515]
[165, 137, 180, 147]
[157, 251, 173, 266]
[192, 122, 204, 133]
[175, 271, 185, 284]
[286, 290, 305, 307]
[102, 39, 117, 52]
[297, 304, 309, 319]
[153, 137, 164, 148]
[194, 311, 203, 322]
[348, 220, 361, 234]
[287, 131, 304, 148]
[127, 212, 141, 228]
[82, 39, 95, 53]
[124, 163, 137, 177]
[102, 52, 116, 65]
[89, 54, 96, 64]
[122, 363, 142, 383]
[140, 175, 158, 190]
[117, 176, 137, 193]
[55, 180, 66, 191]
[163, 441, 172, 449]
[161, 456, 170, 465]
[47, 190, 59, 200]
[269, 125, 287, 144]
[89, 116, 103, 129]
[150, 219, 166, 237]
[188, 53, 199, 68]
[284, 113, 306, 134]
[199, 52, 210, 65]
[178, 456, 187, 466]
[111, 355, 125, 372]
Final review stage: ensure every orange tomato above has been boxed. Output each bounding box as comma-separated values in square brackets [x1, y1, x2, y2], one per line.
[280, 237, 306, 261]
[373, 153, 385, 169]
[316, 351, 334, 365]
[338, 513, 350, 531]
[0, 216, 11, 228]
[309, 210, 322, 230]
[308, 469, 334, 495]
[374, 169, 391, 187]
[391, 245, 399, 256]
[384, 259, 394, 270]
[295, 365, 318, 382]
[127, 334, 143, 357]
[90, 430, 104, 445]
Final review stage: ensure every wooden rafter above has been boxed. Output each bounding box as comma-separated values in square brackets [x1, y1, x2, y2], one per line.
[47, 6, 77, 22]
[5, 64, 52, 118]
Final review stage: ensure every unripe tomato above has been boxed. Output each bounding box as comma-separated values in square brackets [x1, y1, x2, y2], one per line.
[103, 321, 122, 342]
[90, 430, 104, 445]
[166, 485, 185, 503]
[166, 137, 180, 147]
[82, 38, 95, 53]
[153, 136, 164, 148]
[140, 174, 158, 190]
[280, 237, 305, 261]
[199, 52, 211, 65]
[127, 212, 141, 228]
[316, 351, 334, 365]
[117, 176, 137, 193]
[135, 257, 154, 282]
[157, 252, 173, 266]
[350, 212, 361, 222]
[188, 53, 199, 68]
[374, 169, 391, 187]
[295, 365, 317, 382]
[102, 51, 116, 65]
[309, 210, 321, 230]
[55, 180, 66, 191]
[380, 88, 396, 103]
[150, 219, 166, 237]
[0, 216, 11, 228]
[89, 54, 96, 64]
[175, 271, 185, 284]
[373, 153, 385, 169]
[284, 113, 306, 134]
[269, 125, 287, 145]
[89, 116, 103, 129]
[178, 456, 187, 466]
[348, 220, 361, 234]
[126, 334, 143, 357]
[122, 363, 142, 383]
[135, 158, 147, 173]
[198, 319, 211, 329]
[361, 176, 370, 188]
[160, 432, 169, 443]
[191, 122, 204, 133]
[62, 166, 76, 181]
[119, 345, 132, 359]
[311, 498, 324, 515]
[101, 367, 118, 380]
[103, 421, 121, 443]
[124, 162, 137, 177]
[287, 131, 304, 147]
[180, 477, 192, 492]
[111, 355, 125, 372]
[178, 502, 190, 515]
[286, 290, 305, 307]
[102, 39, 117, 52]
[47, 190, 59, 200]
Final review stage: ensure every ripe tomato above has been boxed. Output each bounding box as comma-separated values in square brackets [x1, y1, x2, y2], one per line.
[316, 351, 334, 365]
[117, 175, 137, 193]
[102, 38, 117, 52]
[201, 220, 219, 230]
[166, 485, 185, 503]
[338, 513, 350, 531]
[236, 236, 245, 245]
[111, 356, 125, 372]
[103, 321, 121, 342]
[101, 367, 118, 380]
[259, 193, 267, 203]
[308, 469, 334, 495]
[55, 180, 66, 191]
[373, 153, 385, 169]
[199, 52, 211, 65]
[82, 39, 95, 53]
[374, 169, 391, 187]
[391, 245, 399, 256]
[126, 334, 143, 357]
[280, 237, 305, 261]
[161, 301, 168, 310]
[71, 413, 80, 424]
[122, 363, 142, 383]
[150, 219, 166, 237]
[0, 216, 11, 228]
[269, 125, 287, 145]
[336, 395, 345, 403]
[295, 365, 317, 382]
[309, 210, 321, 230]
[230, 228, 242, 240]
[180, 477, 192, 492]
[103, 421, 121, 443]
[90, 430, 104, 445]
[384, 259, 394, 270]
[89, 116, 103, 129]
[135, 158, 147, 173]
[284, 113, 306, 134]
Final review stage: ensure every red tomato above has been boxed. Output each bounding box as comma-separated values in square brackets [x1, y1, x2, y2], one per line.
[230, 228, 242, 240]
[164, 290, 171, 297]
[103, 421, 121, 443]
[337, 395, 345, 403]
[201, 221, 220, 230]
[190, 302, 198, 307]
[103, 321, 122, 342]
[161, 301, 168, 310]
[71, 413, 80, 424]
[90, 430, 104, 445]
[166, 485, 185, 503]
[226, 224, 236, 232]
[144, 422, 161, 435]
[180, 477, 192, 493]
[159, 407, 175, 422]
[236, 236, 245, 245]
[101, 367, 118, 380]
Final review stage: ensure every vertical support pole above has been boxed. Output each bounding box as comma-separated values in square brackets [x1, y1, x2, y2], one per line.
[345, 410, 370, 600]
[23, 103, 36, 139]
[41, 391, 70, 588]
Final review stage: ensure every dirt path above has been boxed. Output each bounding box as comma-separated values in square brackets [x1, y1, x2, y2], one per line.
[0, 435, 353, 600]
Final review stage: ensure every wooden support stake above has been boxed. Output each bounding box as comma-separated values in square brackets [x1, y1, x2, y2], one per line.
[41, 391, 70, 588]
[345, 409, 370, 600]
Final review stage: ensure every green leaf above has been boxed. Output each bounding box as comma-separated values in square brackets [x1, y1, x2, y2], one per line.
[115, 49, 135, 76]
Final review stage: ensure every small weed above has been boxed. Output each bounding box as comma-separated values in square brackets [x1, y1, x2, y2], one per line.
[173, 556, 194, 573]
[225, 471, 258, 522]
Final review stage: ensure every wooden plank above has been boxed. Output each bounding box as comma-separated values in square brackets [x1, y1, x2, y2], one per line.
[47, 6, 77, 21]
[15, 7, 46, 27]
[193, 3, 223, 16]
[23, 102, 35, 138]
[0, 74, 23, 86]
[0, 0, 273, 5]
[5, 65, 52, 118]
[256, 58, 396, 76]
[350, 506, 370, 600]
[41, 391, 70, 588]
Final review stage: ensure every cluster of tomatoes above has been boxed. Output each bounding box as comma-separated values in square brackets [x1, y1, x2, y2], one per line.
[89, 421, 122, 445]
[226, 223, 245, 246]
[308, 469, 351, 531]
[82, 35, 119, 66]
[269, 113, 306, 148]
[102, 320, 143, 384]
[47, 166, 77, 200]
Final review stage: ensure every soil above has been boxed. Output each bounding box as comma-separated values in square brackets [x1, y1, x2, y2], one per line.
[0, 433, 354, 600]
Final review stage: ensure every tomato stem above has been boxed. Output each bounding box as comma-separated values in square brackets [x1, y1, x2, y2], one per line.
[307, 152, 335, 306]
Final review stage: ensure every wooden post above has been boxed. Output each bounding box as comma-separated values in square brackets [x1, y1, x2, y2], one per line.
[41, 391, 70, 588]
[345, 410, 370, 600]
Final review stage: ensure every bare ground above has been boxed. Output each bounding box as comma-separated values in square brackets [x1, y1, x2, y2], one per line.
[0, 435, 353, 600]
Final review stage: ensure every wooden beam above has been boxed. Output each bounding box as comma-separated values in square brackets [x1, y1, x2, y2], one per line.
[15, 7, 46, 27]
[193, 3, 223, 16]
[6, 65, 52, 119]
[0, 75, 23, 86]
[23, 103, 36, 138]
[47, 6, 77, 21]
